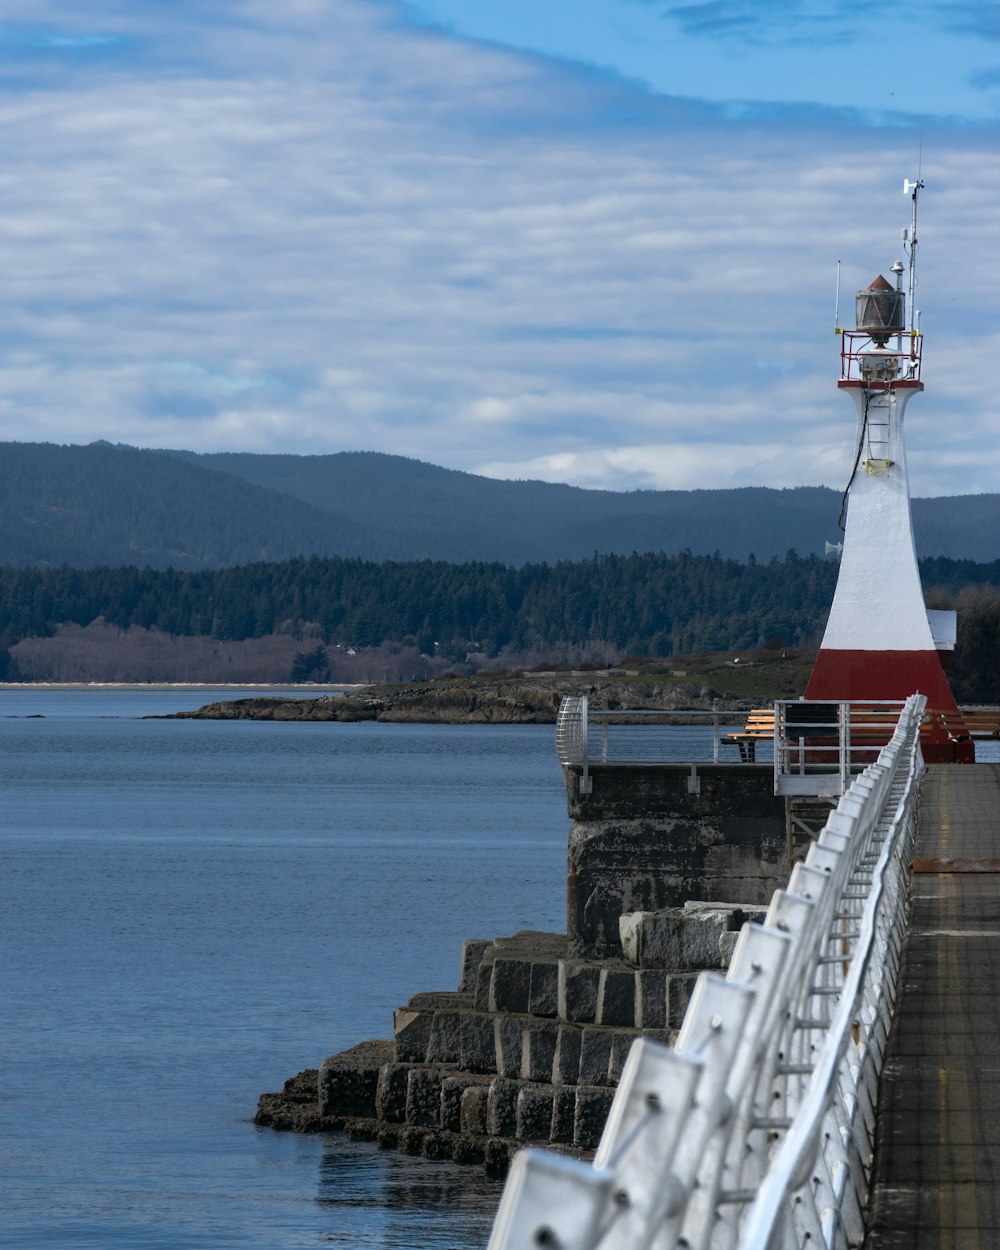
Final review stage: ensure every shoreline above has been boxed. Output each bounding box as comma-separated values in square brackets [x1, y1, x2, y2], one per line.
[163, 675, 750, 725]
[0, 681, 365, 691]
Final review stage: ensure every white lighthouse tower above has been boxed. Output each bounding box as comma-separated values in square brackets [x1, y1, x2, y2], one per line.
[803, 180, 973, 763]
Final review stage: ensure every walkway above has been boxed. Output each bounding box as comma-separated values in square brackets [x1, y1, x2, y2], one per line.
[867, 764, 1000, 1249]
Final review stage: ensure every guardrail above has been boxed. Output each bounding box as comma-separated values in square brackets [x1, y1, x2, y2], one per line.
[491, 693, 926, 1250]
[774, 700, 906, 798]
[556, 698, 748, 794]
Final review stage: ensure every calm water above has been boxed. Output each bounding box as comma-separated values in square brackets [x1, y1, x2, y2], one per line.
[1, 690, 571, 1250]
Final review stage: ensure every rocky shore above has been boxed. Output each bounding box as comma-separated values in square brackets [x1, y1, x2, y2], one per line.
[166, 673, 748, 724]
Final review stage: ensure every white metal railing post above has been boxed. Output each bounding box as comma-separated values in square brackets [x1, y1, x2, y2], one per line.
[713, 697, 720, 764]
[839, 700, 848, 788]
[581, 695, 590, 795]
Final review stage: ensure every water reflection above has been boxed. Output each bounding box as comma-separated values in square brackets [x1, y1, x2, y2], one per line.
[317, 1137, 503, 1248]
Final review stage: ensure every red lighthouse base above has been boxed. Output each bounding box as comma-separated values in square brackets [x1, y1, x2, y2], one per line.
[804, 648, 974, 764]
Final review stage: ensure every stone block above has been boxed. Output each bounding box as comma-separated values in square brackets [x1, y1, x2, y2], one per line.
[440, 1078, 463, 1133]
[426, 1011, 464, 1063]
[406, 1068, 446, 1128]
[398, 1126, 426, 1155]
[375, 1063, 412, 1123]
[393, 1008, 433, 1062]
[441, 1075, 491, 1132]
[423, 1133, 453, 1160]
[666, 974, 699, 1030]
[595, 967, 635, 1027]
[574, 1085, 615, 1149]
[608, 1031, 638, 1084]
[494, 1016, 524, 1078]
[406, 991, 471, 1010]
[460, 1083, 490, 1136]
[622, 905, 751, 971]
[484, 1138, 515, 1177]
[578, 1028, 614, 1087]
[487, 1078, 520, 1137]
[458, 939, 491, 993]
[516, 1085, 555, 1142]
[318, 1040, 394, 1117]
[460, 1012, 497, 1074]
[490, 957, 533, 1013]
[683, 900, 766, 925]
[492, 1017, 546, 1077]
[635, 969, 668, 1030]
[558, 961, 601, 1023]
[452, 1138, 485, 1165]
[553, 1026, 582, 1085]
[474, 957, 495, 1011]
[550, 1087, 577, 1143]
[619, 911, 644, 967]
[521, 1024, 559, 1082]
[528, 960, 559, 1017]
[719, 930, 740, 970]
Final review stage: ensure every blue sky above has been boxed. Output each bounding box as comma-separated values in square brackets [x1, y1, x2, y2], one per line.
[1, 0, 999, 496]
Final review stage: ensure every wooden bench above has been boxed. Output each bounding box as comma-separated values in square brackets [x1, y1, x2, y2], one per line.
[721, 703, 975, 763]
[721, 709, 774, 762]
[958, 708, 1000, 739]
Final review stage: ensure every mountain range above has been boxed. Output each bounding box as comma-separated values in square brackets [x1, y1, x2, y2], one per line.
[1, 440, 998, 569]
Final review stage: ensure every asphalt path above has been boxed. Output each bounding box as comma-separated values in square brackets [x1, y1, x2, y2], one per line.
[867, 764, 1000, 1249]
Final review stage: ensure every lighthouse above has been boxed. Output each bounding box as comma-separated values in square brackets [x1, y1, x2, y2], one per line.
[803, 180, 974, 763]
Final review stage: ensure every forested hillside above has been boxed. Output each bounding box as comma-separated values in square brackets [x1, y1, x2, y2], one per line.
[0, 442, 403, 567]
[0, 550, 836, 658]
[3, 548, 999, 694]
[3, 441, 1000, 567]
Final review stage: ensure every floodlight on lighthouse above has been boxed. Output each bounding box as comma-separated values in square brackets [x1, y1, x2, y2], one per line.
[856, 275, 904, 347]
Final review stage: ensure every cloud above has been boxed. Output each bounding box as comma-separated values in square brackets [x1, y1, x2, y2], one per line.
[0, 0, 994, 498]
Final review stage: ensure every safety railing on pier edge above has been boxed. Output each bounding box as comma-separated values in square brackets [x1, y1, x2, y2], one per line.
[556, 697, 752, 796]
[772, 700, 907, 798]
[556, 696, 919, 793]
[491, 693, 927, 1250]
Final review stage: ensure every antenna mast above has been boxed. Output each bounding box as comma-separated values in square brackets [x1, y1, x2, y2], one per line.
[903, 175, 923, 334]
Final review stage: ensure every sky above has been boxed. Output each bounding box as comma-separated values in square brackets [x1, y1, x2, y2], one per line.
[2, 1, 1000, 496]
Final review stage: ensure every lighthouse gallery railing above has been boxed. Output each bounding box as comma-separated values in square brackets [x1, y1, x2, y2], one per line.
[492, 693, 926, 1250]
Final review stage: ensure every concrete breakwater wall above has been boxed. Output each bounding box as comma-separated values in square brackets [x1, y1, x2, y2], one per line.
[256, 903, 765, 1174]
[565, 762, 788, 958]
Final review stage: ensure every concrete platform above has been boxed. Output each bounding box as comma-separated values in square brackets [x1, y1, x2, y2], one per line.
[867, 764, 1000, 1248]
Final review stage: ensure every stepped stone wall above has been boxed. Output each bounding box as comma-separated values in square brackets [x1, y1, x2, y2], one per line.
[256, 903, 764, 1174]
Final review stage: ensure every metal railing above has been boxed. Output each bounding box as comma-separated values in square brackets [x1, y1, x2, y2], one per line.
[491, 693, 926, 1250]
[556, 697, 750, 787]
[838, 328, 922, 385]
[774, 700, 906, 798]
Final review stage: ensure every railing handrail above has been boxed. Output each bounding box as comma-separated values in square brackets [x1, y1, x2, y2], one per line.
[492, 694, 927, 1250]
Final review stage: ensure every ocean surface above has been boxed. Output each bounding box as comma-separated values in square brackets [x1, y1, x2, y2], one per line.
[1, 689, 575, 1250]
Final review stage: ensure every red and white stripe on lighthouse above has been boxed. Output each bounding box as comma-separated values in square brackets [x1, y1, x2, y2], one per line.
[803, 179, 973, 762]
